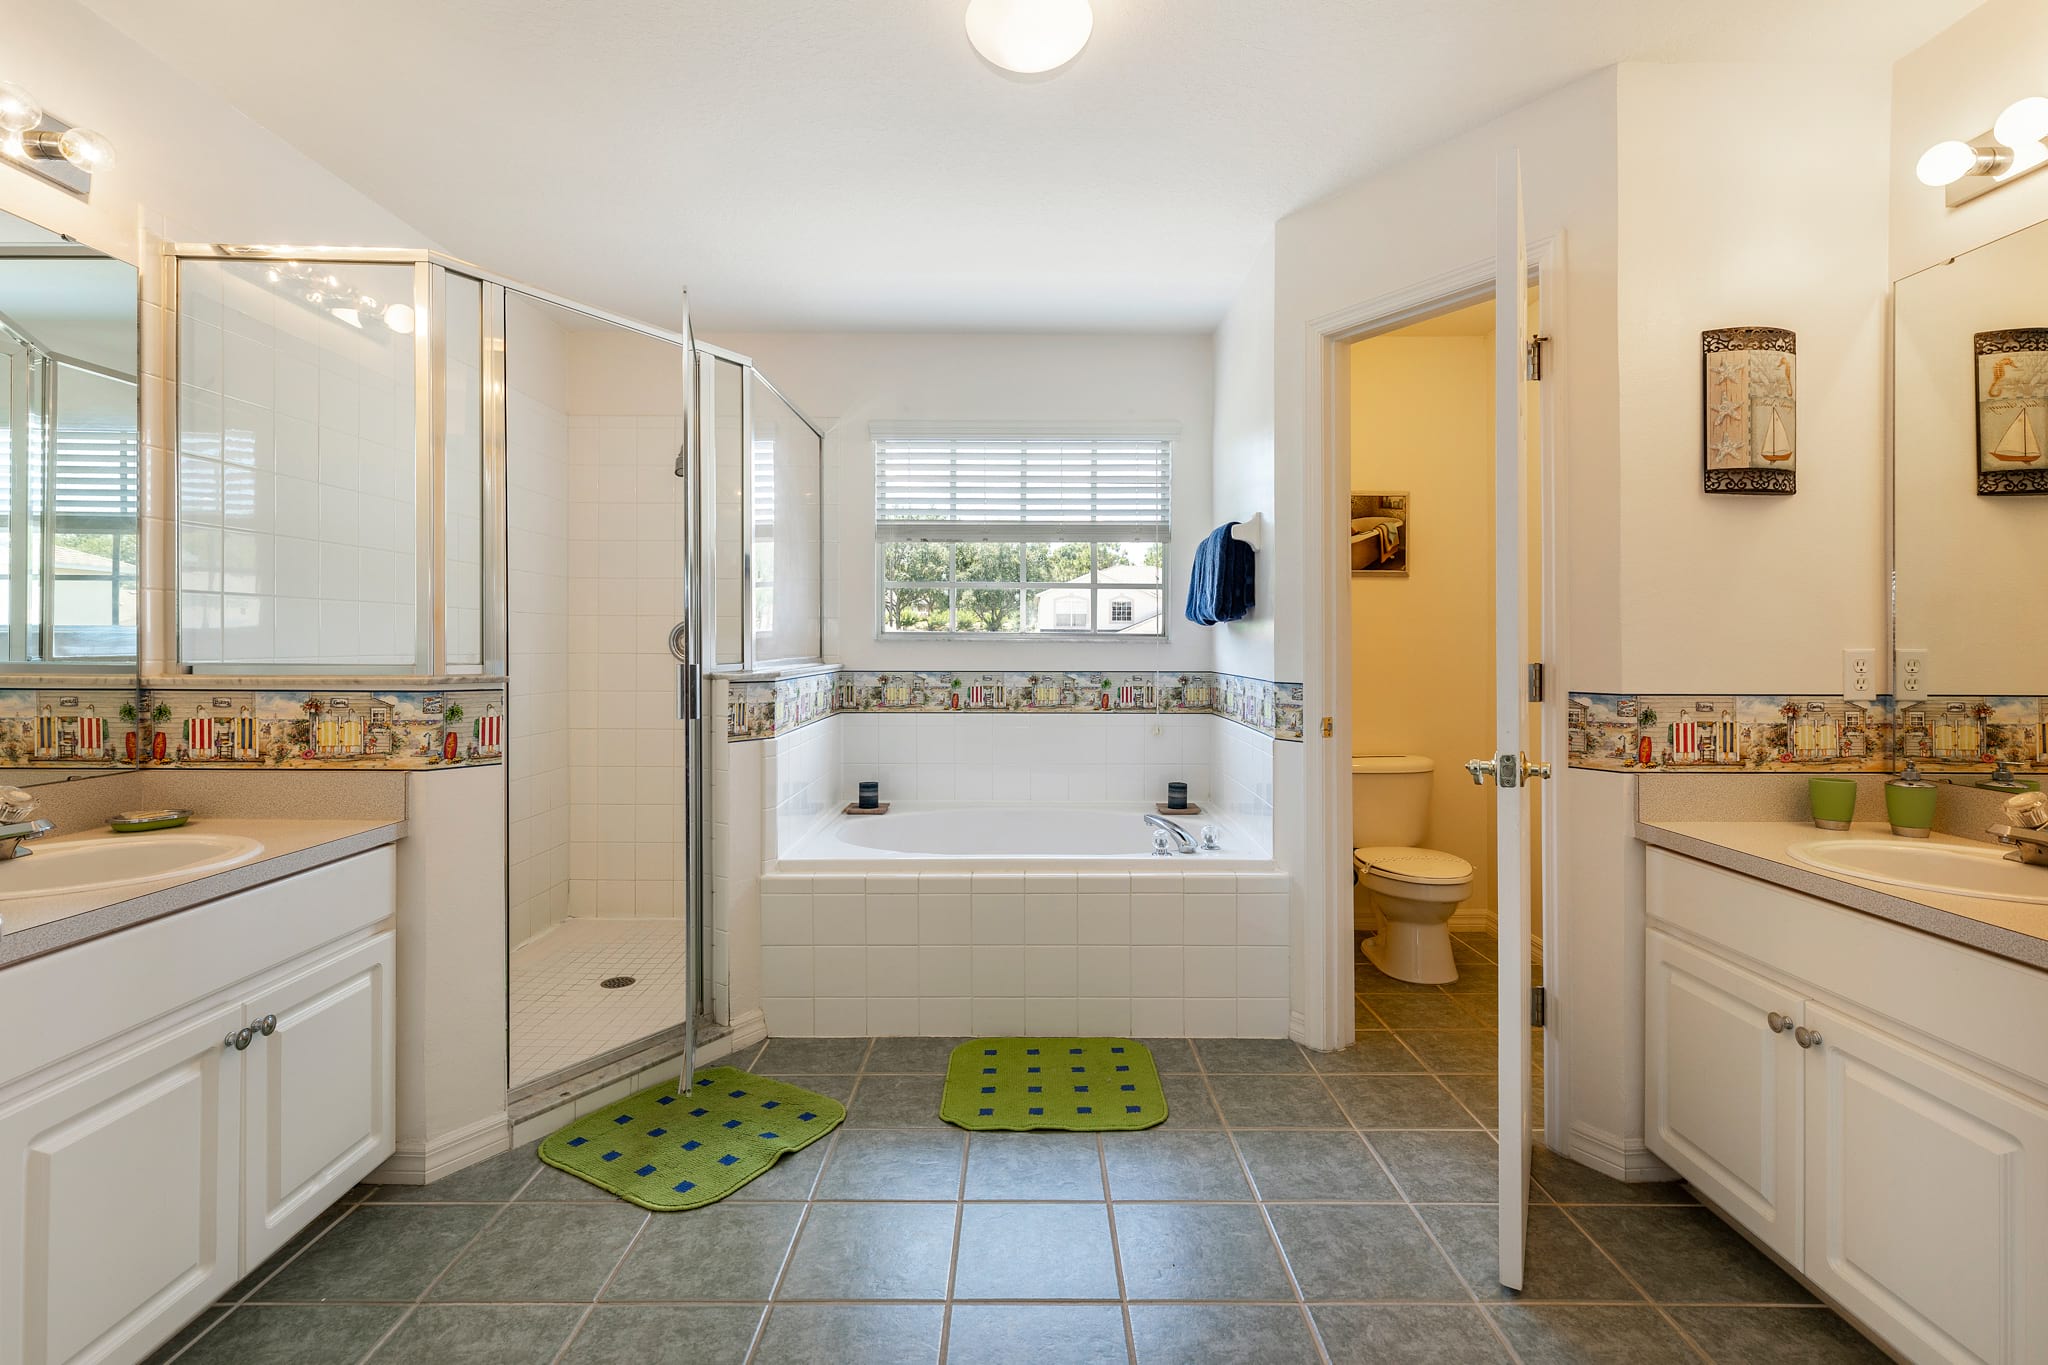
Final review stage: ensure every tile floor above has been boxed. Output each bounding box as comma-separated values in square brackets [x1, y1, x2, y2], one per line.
[510, 918, 688, 1087]
[148, 931, 1886, 1364]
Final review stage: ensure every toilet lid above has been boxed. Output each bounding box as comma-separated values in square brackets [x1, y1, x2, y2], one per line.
[1353, 846, 1474, 886]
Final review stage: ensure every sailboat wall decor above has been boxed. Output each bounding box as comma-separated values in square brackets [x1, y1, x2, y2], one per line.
[1702, 327, 1797, 495]
[1974, 329, 2048, 496]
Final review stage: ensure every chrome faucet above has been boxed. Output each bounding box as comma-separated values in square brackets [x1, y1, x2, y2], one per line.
[1990, 824, 2048, 868]
[1143, 813, 1198, 854]
[0, 787, 48, 861]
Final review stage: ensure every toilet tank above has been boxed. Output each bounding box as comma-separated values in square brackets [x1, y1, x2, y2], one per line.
[1351, 754, 1435, 848]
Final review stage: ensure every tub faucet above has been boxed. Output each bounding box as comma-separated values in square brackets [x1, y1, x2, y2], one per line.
[1143, 813, 1197, 854]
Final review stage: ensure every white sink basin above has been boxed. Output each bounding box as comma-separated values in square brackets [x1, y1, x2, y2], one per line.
[1788, 837, 2048, 904]
[0, 832, 264, 902]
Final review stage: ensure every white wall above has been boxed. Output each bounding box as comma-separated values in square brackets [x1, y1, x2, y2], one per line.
[1209, 242, 1278, 682]
[707, 332, 1217, 672]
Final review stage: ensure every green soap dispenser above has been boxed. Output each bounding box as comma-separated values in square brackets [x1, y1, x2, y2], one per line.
[1885, 761, 1937, 838]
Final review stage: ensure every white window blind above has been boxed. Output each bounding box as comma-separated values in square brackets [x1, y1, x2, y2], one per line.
[52, 365, 140, 532]
[874, 434, 1172, 543]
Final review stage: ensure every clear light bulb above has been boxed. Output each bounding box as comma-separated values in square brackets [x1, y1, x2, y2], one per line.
[964, 0, 1094, 74]
[1995, 96, 2048, 178]
[57, 126, 114, 173]
[0, 81, 41, 135]
[382, 303, 416, 334]
[1917, 139, 1984, 187]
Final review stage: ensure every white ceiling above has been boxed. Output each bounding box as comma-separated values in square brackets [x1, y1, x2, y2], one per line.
[86, 0, 1973, 334]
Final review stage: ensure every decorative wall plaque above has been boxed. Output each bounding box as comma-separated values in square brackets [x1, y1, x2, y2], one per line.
[1702, 326, 1797, 495]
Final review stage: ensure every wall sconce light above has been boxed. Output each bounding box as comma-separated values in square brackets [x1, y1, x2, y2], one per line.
[1918, 96, 2048, 207]
[0, 80, 115, 200]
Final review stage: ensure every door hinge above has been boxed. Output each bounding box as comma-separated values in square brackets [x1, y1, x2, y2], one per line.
[1525, 334, 1550, 381]
[1320, 716, 1333, 739]
[1527, 662, 1545, 703]
[1531, 986, 1547, 1028]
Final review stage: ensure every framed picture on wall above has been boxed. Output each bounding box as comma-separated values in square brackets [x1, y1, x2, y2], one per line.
[1350, 491, 1408, 576]
[1974, 329, 2048, 495]
[1701, 326, 1796, 495]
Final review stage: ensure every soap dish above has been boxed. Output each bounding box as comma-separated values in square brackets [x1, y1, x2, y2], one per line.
[108, 809, 192, 833]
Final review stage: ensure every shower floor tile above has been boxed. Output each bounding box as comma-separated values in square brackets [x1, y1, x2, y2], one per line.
[508, 917, 687, 1087]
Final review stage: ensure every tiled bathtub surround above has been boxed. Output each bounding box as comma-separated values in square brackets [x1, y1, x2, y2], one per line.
[1569, 691, 2048, 774]
[756, 869, 1292, 1039]
[727, 668, 1306, 742]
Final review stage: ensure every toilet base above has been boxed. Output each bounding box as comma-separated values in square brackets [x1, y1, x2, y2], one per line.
[1362, 918, 1458, 985]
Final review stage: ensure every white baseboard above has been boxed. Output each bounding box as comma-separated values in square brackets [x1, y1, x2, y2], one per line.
[368, 1110, 510, 1186]
[1566, 1119, 1680, 1184]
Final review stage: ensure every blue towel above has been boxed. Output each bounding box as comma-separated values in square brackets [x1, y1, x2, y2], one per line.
[1185, 522, 1256, 625]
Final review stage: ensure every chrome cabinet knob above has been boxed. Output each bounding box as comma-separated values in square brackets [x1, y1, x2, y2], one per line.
[258, 1014, 278, 1036]
[225, 1027, 254, 1051]
[1767, 1011, 1792, 1034]
[1794, 1025, 1823, 1050]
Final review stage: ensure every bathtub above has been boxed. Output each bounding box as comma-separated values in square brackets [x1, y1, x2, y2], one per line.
[779, 803, 1271, 871]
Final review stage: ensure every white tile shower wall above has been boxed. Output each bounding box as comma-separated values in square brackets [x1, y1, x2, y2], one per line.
[758, 869, 1291, 1039]
[837, 712, 1215, 808]
[708, 680, 764, 1026]
[1208, 716, 1275, 856]
[761, 713, 843, 859]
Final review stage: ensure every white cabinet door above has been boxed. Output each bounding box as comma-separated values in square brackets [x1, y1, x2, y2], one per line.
[1802, 1003, 2048, 1365]
[0, 1003, 242, 1365]
[1645, 929, 1805, 1262]
[241, 933, 395, 1268]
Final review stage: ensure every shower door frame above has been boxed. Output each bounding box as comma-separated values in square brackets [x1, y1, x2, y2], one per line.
[166, 244, 721, 1095]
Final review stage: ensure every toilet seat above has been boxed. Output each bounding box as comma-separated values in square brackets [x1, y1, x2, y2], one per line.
[1353, 845, 1473, 886]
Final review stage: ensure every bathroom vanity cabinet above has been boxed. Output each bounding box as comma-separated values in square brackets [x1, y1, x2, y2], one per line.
[1645, 847, 2048, 1365]
[0, 850, 396, 1365]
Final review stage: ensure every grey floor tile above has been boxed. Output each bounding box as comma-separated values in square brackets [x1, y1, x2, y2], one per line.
[1437, 1073, 1500, 1127]
[964, 1131, 1106, 1200]
[1368, 1130, 1504, 1203]
[142, 1307, 224, 1363]
[845, 1073, 948, 1127]
[1355, 964, 1446, 993]
[1667, 1305, 1892, 1363]
[1156, 1074, 1221, 1129]
[369, 1304, 584, 1363]
[814, 1129, 965, 1199]
[559, 1305, 765, 1365]
[1312, 1304, 1514, 1364]
[779, 1202, 956, 1300]
[1324, 1075, 1479, 1129]
[430, 1204, 646, 1302]
[1236, 1130, 1398, 1202]
[1442, 966, 1499, 995]
[1451, 937, 1498, 966]
[867, 1036, 967, 1072]
[954, 1202, 1122, 1300]
[367, 1141, 543, 1203]
[1488, 1304, 1697, 1364]
[254, 1204, 496, 1302]
[754, 1304, 943, 1365]
[175, 1305, 402, 1364]
[726, 1141, 831, 1201]
[1419, 1204, 1640, 1302]
[751, 1071, 858, 1102]
[1113, 1203, 1292, 1300]
[1193, 1038, 1310, 1073]
[1571, 1206, 1814, 1304]
[1130, 1304, 1321, 1364]
[1397, 1030, 1502, 1074]
[1137, 1038, 1199, 1072]
[1303, 1032, 1428, 1075]
[1530, 1146, 1694, 1205]
[946, 1304, 1129, 1365]
[517, 1159, 624, 1201]
[1206, 1074, 1349, 1128]
[754, 1038, 873, 1073]
[603, 1202, 802, 1301]
[221, 1200, 357, 1300]
[1103, 1131, 1252, 1200]
[1360, 993, 1490, 1031]
[1267, 1204, 1465, 1302]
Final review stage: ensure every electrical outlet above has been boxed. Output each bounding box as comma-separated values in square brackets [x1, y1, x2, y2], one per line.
[1897, 648, 1929, 698]
[1842, 648, 1877, 700]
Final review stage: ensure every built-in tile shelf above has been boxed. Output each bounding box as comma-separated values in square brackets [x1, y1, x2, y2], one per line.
[1570, 691, 2048, 774]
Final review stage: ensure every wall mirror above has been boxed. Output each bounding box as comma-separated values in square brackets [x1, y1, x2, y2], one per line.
[1894, 216, 2048, 780]
[0, 205, 141, 782]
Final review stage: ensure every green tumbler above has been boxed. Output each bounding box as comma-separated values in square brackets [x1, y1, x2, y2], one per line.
[1808, 777, 1857, 830]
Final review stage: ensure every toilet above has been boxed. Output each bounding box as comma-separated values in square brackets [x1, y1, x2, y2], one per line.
[1352, 754, 1474, 984]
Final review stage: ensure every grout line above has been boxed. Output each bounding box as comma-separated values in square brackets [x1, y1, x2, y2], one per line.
[547, 1202, 656, 1365]
[935, 1128, 971, 1363]
[1549, 1203, 1717, 1363]
[350, 1191, 521, 1365]
[1095, 1132, 1140, 1365]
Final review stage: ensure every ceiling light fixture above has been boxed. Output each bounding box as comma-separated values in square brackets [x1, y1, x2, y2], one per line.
[1918, 95, 2048, 207]
[964, 0, 1094, 76]
[0, 79, 114, 199]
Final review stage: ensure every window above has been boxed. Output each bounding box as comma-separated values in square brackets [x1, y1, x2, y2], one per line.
[874, 432, 1170, 637]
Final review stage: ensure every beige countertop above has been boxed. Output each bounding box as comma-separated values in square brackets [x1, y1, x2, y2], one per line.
[1637, 818, 2048, 970]
[0, 817, 404, 968]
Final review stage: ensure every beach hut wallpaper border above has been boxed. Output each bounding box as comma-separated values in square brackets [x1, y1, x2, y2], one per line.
[1974, 328, 2048, 496]
[1701, 326, 1796, 495]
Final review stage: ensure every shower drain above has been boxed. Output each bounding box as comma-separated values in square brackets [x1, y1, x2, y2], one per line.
[599, 975, 637, 989]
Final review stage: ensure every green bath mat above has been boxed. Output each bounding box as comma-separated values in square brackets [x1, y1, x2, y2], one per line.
[538, 1066, 844, 1211]
[941, 1038, 1167, 1132]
